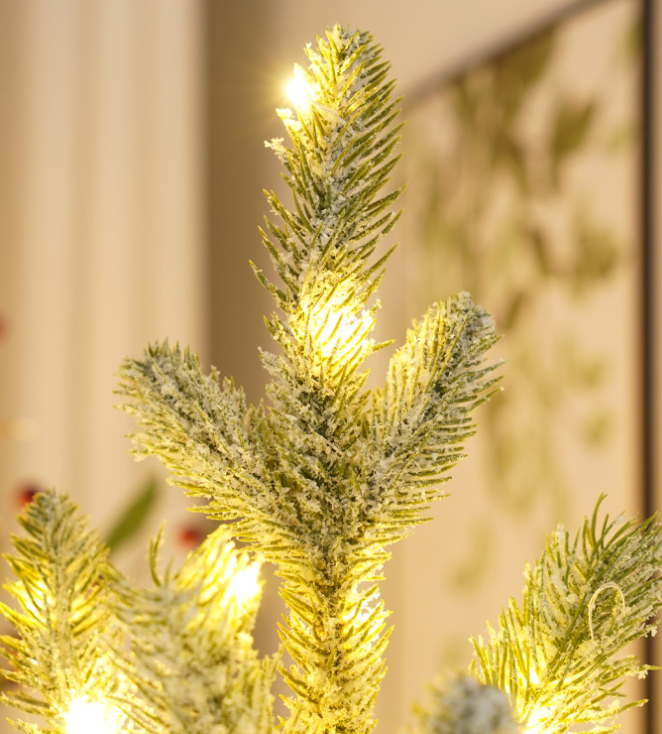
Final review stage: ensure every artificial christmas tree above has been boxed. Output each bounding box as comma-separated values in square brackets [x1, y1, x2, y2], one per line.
[1, 25, 660, 734]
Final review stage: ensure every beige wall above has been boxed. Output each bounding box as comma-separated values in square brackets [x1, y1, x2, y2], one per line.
[270, 0, 579, 93]
[0, 0, 206, 624]
[654, 3, 662, 732]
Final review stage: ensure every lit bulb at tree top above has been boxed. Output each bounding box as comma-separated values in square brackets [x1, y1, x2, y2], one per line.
[286, 64, 315, 114]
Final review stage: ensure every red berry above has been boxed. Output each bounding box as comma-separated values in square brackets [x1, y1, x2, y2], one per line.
[177, 524, 205, 549]
[15, 484, 41, 509]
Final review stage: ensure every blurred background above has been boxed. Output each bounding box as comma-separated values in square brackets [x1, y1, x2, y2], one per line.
[0, 1, 660, 733]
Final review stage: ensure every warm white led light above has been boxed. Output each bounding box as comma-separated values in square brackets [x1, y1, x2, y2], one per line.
[525, 704, 553, 734]
[63, 699, 114, 734]
[318, 310, 373, 360]
[226, 563, 260, 608]
[518, 667, 541, 687]
[286, 65, 314, 114]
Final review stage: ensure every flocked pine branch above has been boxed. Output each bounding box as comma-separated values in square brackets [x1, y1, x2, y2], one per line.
[116, 25, 499, 734]
[110, 527, 275, 734]
[467, 497, 662, 734]
[363, 293, 499, 547]
[0, 490, 125, 734]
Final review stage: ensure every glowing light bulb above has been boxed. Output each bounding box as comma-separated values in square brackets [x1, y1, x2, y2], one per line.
[286, 65, 313, 114]
[524, 704, 554, 734]
[519, 667, 541, 687]
[314, 308, 373, 361]
[226, 563, 260, 608]
[63, 698, 114, 734]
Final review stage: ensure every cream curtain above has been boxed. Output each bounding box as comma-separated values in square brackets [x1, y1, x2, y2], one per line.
[0, 0, 205, 594]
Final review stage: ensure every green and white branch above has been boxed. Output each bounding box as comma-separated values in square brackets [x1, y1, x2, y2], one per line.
[470, 497, 662, 733]
[0, 490, 123, 734]
[111, 528, 274, 734]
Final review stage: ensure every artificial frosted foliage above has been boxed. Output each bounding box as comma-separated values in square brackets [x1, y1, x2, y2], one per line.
[2, 22, 661, 734]
[470, 498, 662, 733]
[0, 490, 123, 734]
[410, 675, 518, 734]
[117, 25, 498, 734]
[111, 528, 275, 734]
